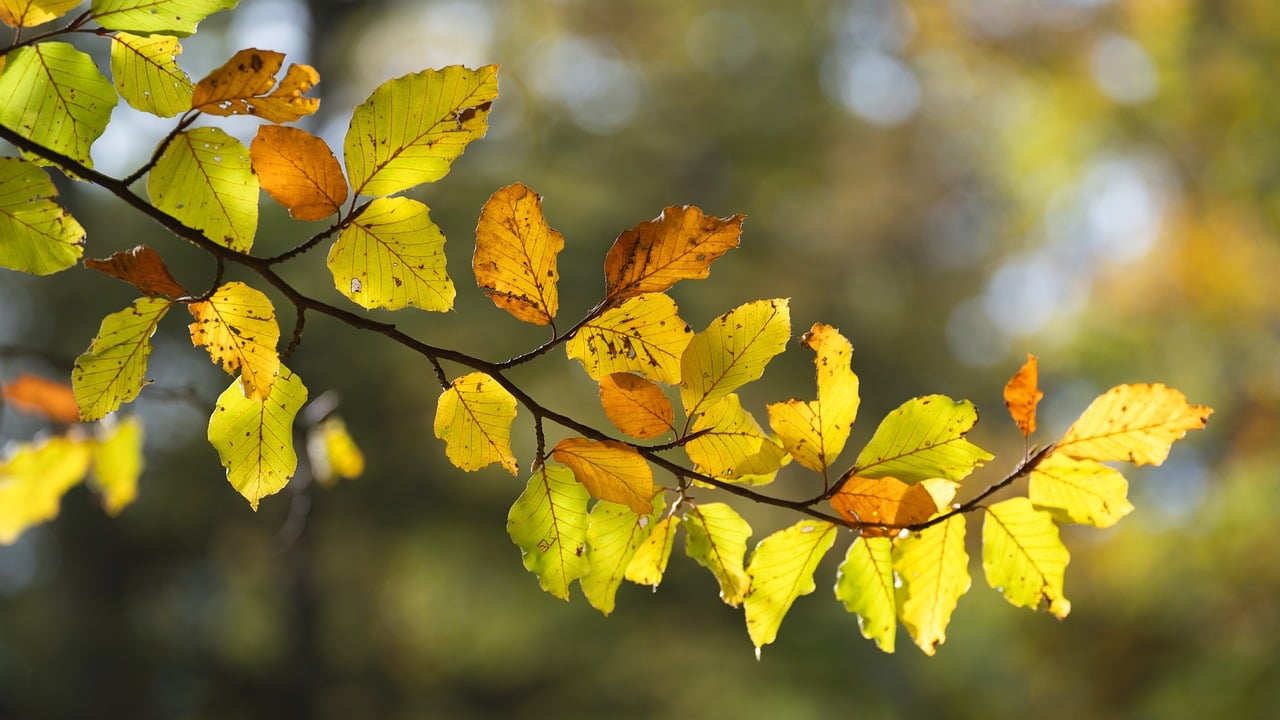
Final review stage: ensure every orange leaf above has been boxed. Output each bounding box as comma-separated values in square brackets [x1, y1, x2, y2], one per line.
[474, 182, 564, 325]
[831, 476, 939, 538]
[599, 373, 674, 440]
[1, 374, 79, 424]
[1003, 353, 1042, 437]
[250, 125, 348, 221]
[192, 48, 319, 122]
[603, 206, 742, 304]
[551, 437, 654, 513]
[84, 245, 188, 299]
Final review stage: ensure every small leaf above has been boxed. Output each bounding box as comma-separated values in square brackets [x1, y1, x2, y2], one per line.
[0, 43, 117, 169]
[850, 395, 993, 484]
[683, 502, 752, 606]
[581, 496, 663, 615]
[110, 32, 194, 117]
[894, 515, 970, 656]
[0, 156, 85, 276]
[767, 323, 860, 472]
[0, 0, 82, 27]
[507, 464, 590, 601]
[598, 373, 674, 440]
[566, 294, 693, 385]
[680, 298, 791, 418]
[306, 416, 364, 486]
[191, 48, 318, 122]
[73, 297, 172, 422]
[624, 514, 680, 588]
[250, 125, 348, 221]
[91, 0, 236, 35]
[685, 394, 785, 484]
[328, 196, 455, 312]
[85, 245, 188, 298]
[830, 476, 939, 538]
[744, 520, 837, 654]
[604, 205, 743, 303]
[188, 281, 280, 400]
[551, 437, 654, 514]
[1056, 383, 1212, 466]
[0, 436, 92, 544]
[983, 497, 1071, 618]
[1004, 354, 1042, 437]
[433, 372, 518, 475]
[148, 127, 258, 253]
[834, 536, 897, 653]
[90, 416, 144, 516]
[1029, 452, 1133, 528]
[473, 182, 564, 326]
[207, 365, 307, 510]
[1, 373, 80, 424]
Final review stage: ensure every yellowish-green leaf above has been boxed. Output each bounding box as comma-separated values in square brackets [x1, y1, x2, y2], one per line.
[0, 436, 92, 544]
[894, 515, 969, 656]
[250, 125, 348, 221]
[686, 394, 785, 484]
[0, 42, 117, 169]
[680, 298, 791, 417]
[767, 323, 860, 472]
[603, 205, 743, 303]
[551, 437, 653, 514]
[983, 497, 1071, 618]
[110, 32, 194, 117]
[851, 395, 993, 484]
[1056, 383, 1213, 466]
[744, 520, 837, 655]
[624, 514, 680, 588]
[473, 182, 563, 326]
[148, 127, 257, 253]
[91, 0, 237, 36]
[344, 64, 498, 197]
[187, 281, 280, 400]
[1029, 451, 1133, 528]
[581, 495, 663, 615]
[835, 536, 896, 653]
[598, 373, 674, 440]
[567, 294, 692, 384]
[683, 502, 752, 606]
[306, 416, 365, 486]
[328, 196, 454, 311]
[89, 415, 144, 516]
[434, 371, 517, 475]
[208, 365, 307, 510]
[0, 157, 84, 275]
[73, 297, 172, 422]
[0, 0, 81, 27]
[507, 464, 590, 601]
[192, 48, 319, 122]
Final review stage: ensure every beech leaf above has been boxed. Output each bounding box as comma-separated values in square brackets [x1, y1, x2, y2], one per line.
[581, 496, 663, 614]
[0, 436, 92, 544]
[85, 245, 189, 299]
[147, 127, 258, 253]
[0, 157, 85, 276]
[73, 297, 172, 422]
[849, 395, 993, 484]
[89, 416, 145, 516]
[830, 475, 939, 537]
[328, 197, 454, 312]
[188, 281, 281, 401]
[683, 502, 752, 606]
[251, 125, 348, 221]
[0, 0, 82, 27]
[433, 372, 518, 475]
[207, 365, 307, 510]
[1003, 354, 1042, 437]
[1029, 452, 1133, 528]
[566, 294, 692, 384]
[1, 373, 80, 424]
[1056, 383, 1212, 466]
[551, 437, 654, 514]
[685, 394, 786, 484]
[744, 520, 837, 655]
[624, 514, 680, 588]
[680, 298, 791, 418]
[507, 464, 590, 601]
[894, 515, 970, 656]
[110, 32, 194, 117]
[474, 182, 563, 326]
[306, 417, 365, 486]
[91, 0, 237, 36]
[835, 536, 897, 653]
[192, 48, 319, 122]
[767, 323, 860, 472]
[982, 498, 1071, 618]
[604, 205, 742, 303]
[598, 373, 675, 440]
[0, 43, 116, 169]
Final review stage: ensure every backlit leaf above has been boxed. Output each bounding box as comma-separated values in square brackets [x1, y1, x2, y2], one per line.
[0, 43, 116, 169]
[894, 515, 969, 656]
[598, 373, 674, 439]
[89, 416, 144, 516]
[680, 298, 790, 417]
[251, 125, 348, 221]
[551, 437, 653, 514]
[433, 371, 517, 475]
[1029, 452, 1133, 528]
[110, 32, 194, 117]
[73, 297, 172, 422]
[983, 497, 1071, 618]
[473, 182, 563, 326]
[683, 502, 751, 606]
[603, 205, 742, 303]
[85, 245, 188, 298]
[188, 281, 280, 401]
[581, 496, 663, 615]
[207, 365, 307, 510]
[767, 323, 860, 472]
[1, 373, 80, 424]
[686, 394, 785, 484]
[566, 294, 692, 384]
[1003, 354, 1042, 437]
[1056, 383, 1212, 466]
[850, 395, 993, 484]
[0, 436, 92, 544]
[624, 514, 680, 588]
[830, 475, 939, 538]
[148, 127, 257, 253]
[328, 196, 454, 311]
[0, 157, 85, 275]
[344, 64, 498, 197]
[834, 536, 896, 653]
[507, 464, 589, 601]
[744, 520, 837, 654]
[0, 0, 81, 27]
[306, 417, 365, 486]
[192, 48, 319, 123]
[91, 0, 237, 35]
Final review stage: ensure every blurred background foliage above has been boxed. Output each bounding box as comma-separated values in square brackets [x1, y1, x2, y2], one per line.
[2, 0, 1278, 717]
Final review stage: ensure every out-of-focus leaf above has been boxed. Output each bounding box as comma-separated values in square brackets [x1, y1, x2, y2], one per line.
[0, 157, 84, 275]
[603, 205, 742, 303]
[306, 416, 364, 486]
[683, 502, 751, 606]
[566, 294, 692, 384]
[1056, 383, 1212, 466]
[85, 245, 188, 298]
[767, 323, 860, 472]
[1, 373, 79, 424]
[188, 281, 280, 400]
[73, 298, 172, 422]
[624, 514, 680, 588]
[850, 395, 993, 484]
[680, 298, 790, 417]
[0, 43, 116, 169]
[90, 416, 144, 516]
[894, 515, 969, 656]
[744, 520, 837, 655]
[0, 0, 81, 27]
[598, 373, 674, 439]
[551, 437, 653, 514]
[192, 48, 318, 122]
[433, 372, 517, 475]
[1029, 452, 1133, 527]
[91, 0, 237, 35]
[250, 125, 347, 221]
[983, 497, 1071, 618]
[835, 536, 896, 653]
[328, 196, 454, 311]
[147, 127, 257, 253]
[0, 436, 92, 544]
[581, 495, 663, 615]
[110, 32, 194, 117]
[830, 475, 939, 537]
[473, 182, 563, 326]
[686, 394, 785, 484]
[1003, 354, 1042, 437]
[207, 365, 307, 510]
[507, 464, 589, 601]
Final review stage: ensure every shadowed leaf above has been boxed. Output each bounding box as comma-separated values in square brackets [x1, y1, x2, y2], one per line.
[85, 245, 188, 298]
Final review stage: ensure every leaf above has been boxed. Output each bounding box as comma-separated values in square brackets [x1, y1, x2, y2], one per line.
[551, 437, 654, 514]
[598, 373, 674, 439]
[830, 476, 939, 538]
[0, 157, 85, 275]
[250, 125, 348, 221]
[344, 64, 498, 197]
[849, 395, 993, 484]
[680, 298, 791, 418]
[0, 42, 117, 169]
[73, 297, 172, 422]
[1056, 383, 1213, 466]
[327, 196, 454, 312]
[683, 502, 752, 606]
[507, 464, 590, 601]
[767, 323, 860, 472]
[566, 294, 693, 385]
[0, 0, 82, 27]
[581, 496, 663, 615]
[473, 182, 564, 326]
[89, 416, 144, 516]
[433, 372, 518, 475]
[894, 515, 969, 656]
[91, 0, 237, 35]
[0, 436, 92, 544]
[147, 127, 258, 253]
[110, 32, 194, 117]
[1003, 353, 1042, 437]
[207, 365, 307, 510]
[1028, 452, 1133, 528]
[834, 536, 897, 653]
[192, 48, 319, 123]
[982, 498, 1071, 618]
[1, 373, 79, 424]
[306, 417, 364, 486]
[685, 394, 785, 484]
[624, 514, 680, 588]
[744, 520, 837, 655]
[188, 281, 280, 401]
[603, 205, 743, 303]
[85, 245, 188, 298]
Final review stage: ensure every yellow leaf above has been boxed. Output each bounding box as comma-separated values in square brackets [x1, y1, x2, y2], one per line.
[73, 297, 173, 422]
[1003, 353, 1042, 437]
[683, 502, 752, 606]
[0, 0, 81, 27]
[207, 365, 307, 510]
[0, 436, 92, 544]
[686, 394, 785, 484]
[848, 395, 993, 484]
[306, 416, 365, 486]
[894, 515, 970, 655]
[250, 125, 348, 221]
[473, 182, 564, 326]
[147, 127, 258, 253]
[744, 520, 837, 654]
[830, 476, 939, 538]
[598, 373, 674, 440]
[835, 536, 897, 653]
[85, 245, 188, 299]
[1, 373, 80, 424]
[507, 464, 590, 601]
[582, 495, 664, 615]
[192, 48, 319, 122]
[1029, 452, 1133, 528]
[91, 0, 236, 36]
[551, 437, 654, 514]
[680, 298, 791, 418]
[982, 498, 1071, 618]
[603, 205, 743, 303]
[1056, 383, 1212, 466]
[0, 157, 85, 276]
[90, 415, 144, 516]
[110, 32, 194, 117]
[624, 514, 680, 588]
[566, 294, 692, 384]
[0, 43, 116, 169]
[433, 372, 517, 475]
[767, 323, 860, 472]
[188, 281, 280, 401]
[328, 196, 455, 312]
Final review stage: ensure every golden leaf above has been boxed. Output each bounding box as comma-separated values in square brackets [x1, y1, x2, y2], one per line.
[473, 182, 564, 326]
[598, 373, 674, 439]
[192, 48, 319, 122]
[1003, 353, 1042, 437]
[830, 475, 939, 537]
[250, 125, 348, 221]
[188, 282, 281, 400]
[604, 205, 742, 303]
[551, 437, 654, 514]
[1056, 383, 1212, 466]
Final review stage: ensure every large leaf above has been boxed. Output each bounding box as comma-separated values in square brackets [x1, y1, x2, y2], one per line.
[566, 294, 692, 384]
[192, 48, 319, 123]
[850, 395, 993, 484]
[73, 297, 173, 421]
[624, 514, 680, 588]
[0, 43, 116, 169]
[91, 0, 237, 35]
[683, 502, 752, 606]
[744, 520, 837, 655]
[0, 0, 82, 27]
[894, 515, 969, 656]
[84, 245, 188, 299]
[110, 32, 194, 117]
[598, 373, 674, 440]
[0, 157, 85, 275]
[250, 125, 348, 221]
[767, 323, 860, 472]
[207, 365, 307, 510]
[328, 196, 454, 311]
[551, 437, 653, 514]
[1029, 451, 1133, 528]
[983, 498, 1071, 617]
[581, 496, 662, 614]
[0, 436, 92, 544]
[1003, 353, 1042, 437]
[830, 475, 939, 537]
[473, 182, 563, 326]
[433, 372, 518, 475]
[603, 205, 743, 303]
[344, 64, 498, 197]
[685, 394, 785, 484]
[187, 281, 280, 400]
[89, 416, 145, 516]
[680, 298, 791, 417]
[148, 127, 258, 253]
[1056, 383, 1212, 466]
[835, 536, 897, 653]
[507, 464, 590, 601]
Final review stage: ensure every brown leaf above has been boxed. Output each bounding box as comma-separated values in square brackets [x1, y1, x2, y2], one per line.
[473, 183, 563, 325]
[831, 475, 939, 537]
[599, 373, 674, 439]
[603, 206, 742, 304]
[250, 125, 348, 221]
[192, 48, 319, 123]
[1003, 353, 1042, 437]
[85, 245, 188, 299]
[2, 373, 80, 424]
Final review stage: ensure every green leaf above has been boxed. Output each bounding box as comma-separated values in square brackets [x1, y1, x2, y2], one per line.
[683, 502, 752, 606]
[685, 394, 785, 484]
[581, 496, 663, 614]
[89, 415, 145, 516]
[91, 0, 238, 35]
[566, 294, 692, 384]
[1029, 451, 1134, 528]
[0, 42, 117, 169]
[894, 515, 969, 656]
[147, 127, 258, 253]
[0, 436, 92, 544]
[1, 0, 83, 27]
[744, 520, 837, 655]
[327, 197, 455, 312]
[73, 297, 173, 422]
[624, 514, 680, 589]
[207, 365, 307, 510]
[983, 497, 1071, 617]
[834, 536, 896, 653]
[681, 298, 790, 418]
[344, 64, 498, 197]
[0, 157, 85, 275]
[507, 464, 590, 601]
[852, 395, 993, 484]
[109, 32, 194, 117]
[433, 372, 518, 475]
[767, 323, 860, 472]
